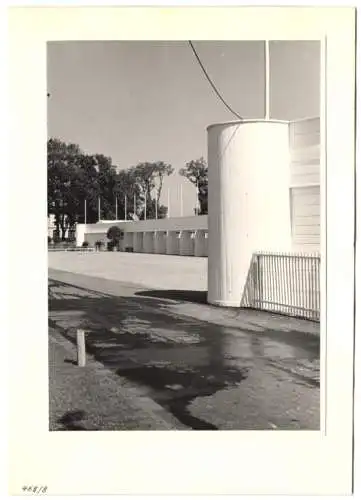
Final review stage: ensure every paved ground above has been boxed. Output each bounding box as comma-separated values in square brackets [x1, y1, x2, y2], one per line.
[48, 251, 207, 291]
[49, 260, 320, 431]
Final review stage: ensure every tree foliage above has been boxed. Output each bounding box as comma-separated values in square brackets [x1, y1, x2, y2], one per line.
[47, 138, 173, 239]
[179, 157, 208, 215]
[106, 225, 122, 242]
[132, 161, 173, 201]
[130, 161, 173, 220]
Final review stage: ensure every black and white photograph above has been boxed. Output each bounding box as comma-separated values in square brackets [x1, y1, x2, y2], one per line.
[47, 39, 321, 432]
[6, 5, 356, 497]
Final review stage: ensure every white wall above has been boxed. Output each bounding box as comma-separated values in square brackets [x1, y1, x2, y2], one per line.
[154, 231, 167, 254]
[78, 216, 208, 255]
[179, 231, 195, 256]
[194, 230, 207, 257]
[75, 224, 87, 246]
[289, 117, 321, 252]
[84, 215, 207, 234]
[289, 117, 320, 186]
[291, 186, 320, 252]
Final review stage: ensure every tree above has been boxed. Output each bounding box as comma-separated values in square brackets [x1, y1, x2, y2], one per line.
[114, 168, 143, 220]
[48, 138, 84, 239]
[107, 225, 122, 251]
[179, 157, 208, 215]
[48, 139, 174, 234]
[139, 198, 168, 220]
[94, 154, 118, 220]
[71, 153, 100, 223]
[131, 161, 174, 219]
[48, 139, 120, 232]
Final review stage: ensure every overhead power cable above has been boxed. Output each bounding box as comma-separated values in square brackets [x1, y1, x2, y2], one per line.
[188, 40, 243, 121]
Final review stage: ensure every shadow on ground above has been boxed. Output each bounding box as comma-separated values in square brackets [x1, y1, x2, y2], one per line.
[135, 289, 208, 304]
[57, 410, 87, 430]
[49, 279, 320, 430]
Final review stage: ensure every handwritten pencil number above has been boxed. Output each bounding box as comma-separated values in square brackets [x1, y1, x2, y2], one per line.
[22, 486, 47, 494]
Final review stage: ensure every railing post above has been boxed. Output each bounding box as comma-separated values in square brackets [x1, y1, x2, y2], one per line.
[249, 255, 256, 308]
[317, 256, 321, 321]
[256, 254, 262, 308]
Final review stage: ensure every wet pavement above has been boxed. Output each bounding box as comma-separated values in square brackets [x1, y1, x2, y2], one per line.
[48, 270, 320, 430]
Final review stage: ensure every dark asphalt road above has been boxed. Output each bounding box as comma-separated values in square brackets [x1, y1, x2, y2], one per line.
[48, 269, 320, 430]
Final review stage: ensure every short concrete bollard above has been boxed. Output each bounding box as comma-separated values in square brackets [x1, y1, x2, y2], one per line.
[76, 329, 86, 367]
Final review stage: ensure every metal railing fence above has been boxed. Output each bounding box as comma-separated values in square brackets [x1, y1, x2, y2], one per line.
[241, 251, 321, 321]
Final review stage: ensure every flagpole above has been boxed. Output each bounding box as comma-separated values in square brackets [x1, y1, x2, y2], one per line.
[124, 195, 127, 221]
[134, 193, 136, 219]
[115, 196, 118, 220]
[180, 184, 183, 217]
[155, 196, 158, 220]
[98, 197, 101, 222]
[265, 40, 270, 120]
[84, 199, 87, 224]
[167, 188, 170, 218]
[144, 191, 147, 220]
[195, 181, 199, 215]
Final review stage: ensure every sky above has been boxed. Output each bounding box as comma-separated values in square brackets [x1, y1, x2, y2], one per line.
[47, 40, 320, 216]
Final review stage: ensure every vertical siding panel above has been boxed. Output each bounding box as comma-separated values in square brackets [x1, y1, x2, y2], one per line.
[291, 186, 320, 251]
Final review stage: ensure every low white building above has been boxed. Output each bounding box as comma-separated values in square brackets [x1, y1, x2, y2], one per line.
[76, 215, 209, 257]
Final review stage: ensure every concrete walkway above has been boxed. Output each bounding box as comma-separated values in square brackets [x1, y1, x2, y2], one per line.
[48, 251, 207, 291]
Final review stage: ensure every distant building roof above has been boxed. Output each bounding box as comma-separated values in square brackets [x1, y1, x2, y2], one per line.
[99, 219, 125, 223]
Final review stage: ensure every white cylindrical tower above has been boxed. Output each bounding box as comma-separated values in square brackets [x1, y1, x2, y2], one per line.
[207, 120, 292, 307]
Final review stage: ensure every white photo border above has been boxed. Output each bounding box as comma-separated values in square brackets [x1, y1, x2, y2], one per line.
[7, 6, 356, 495]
